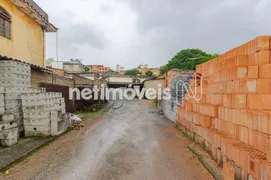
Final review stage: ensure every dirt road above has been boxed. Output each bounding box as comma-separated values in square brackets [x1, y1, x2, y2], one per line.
[1, 100, 213, 180]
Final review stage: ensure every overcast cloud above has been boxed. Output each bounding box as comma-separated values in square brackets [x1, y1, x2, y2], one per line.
[35, 0, 271, 70]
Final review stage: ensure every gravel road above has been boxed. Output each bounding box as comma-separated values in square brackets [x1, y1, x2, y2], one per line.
[1, 100, 213, 180]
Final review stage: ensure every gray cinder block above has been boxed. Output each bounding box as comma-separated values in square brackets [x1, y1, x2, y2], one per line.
[5, 106, 22, 114]
[0, 120, 18, 131]
[23, 112, 50, 119]
[0, 114, 14, 121]
[0, 128, 18, 139]
[5, 99, 22, 107]
[23, 118, 50, 126]
[24, 124, 50, 132]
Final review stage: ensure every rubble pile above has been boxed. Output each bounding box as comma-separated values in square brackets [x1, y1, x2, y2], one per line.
[0, 60, 71, 147]
[71, 120, 84, 130]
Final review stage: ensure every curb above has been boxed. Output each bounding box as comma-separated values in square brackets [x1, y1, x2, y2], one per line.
[187, 143, 223, 180]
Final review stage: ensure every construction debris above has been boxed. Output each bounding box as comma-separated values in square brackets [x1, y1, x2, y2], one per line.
[71, 121, 84, 130]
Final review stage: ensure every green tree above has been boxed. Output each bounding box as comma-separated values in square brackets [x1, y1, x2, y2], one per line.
[145, 70, 153, 77]
[84, 66, 90, 72]
[160, 49, 219, 74]
[124, 69, 141, 76]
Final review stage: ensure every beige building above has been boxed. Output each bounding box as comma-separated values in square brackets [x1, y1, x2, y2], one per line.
[0, 0, 57, 67]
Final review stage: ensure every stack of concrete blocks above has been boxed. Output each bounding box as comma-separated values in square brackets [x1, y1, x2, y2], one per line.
[0, 61, 31, 135]
[21, 92, 70, 137]
[0, 87, 18, 147]
[0, 61, 31, 147]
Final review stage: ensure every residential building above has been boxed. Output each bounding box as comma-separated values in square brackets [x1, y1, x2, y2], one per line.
[137, 64, 160, 76]
[0, 0, 57, 67]
[63, 59, 85, 73]
[87, 65, 110, 73]
[116, 65, 126, 75]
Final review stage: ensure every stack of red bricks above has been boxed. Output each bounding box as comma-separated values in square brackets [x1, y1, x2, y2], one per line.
[176, 36, 271, 180]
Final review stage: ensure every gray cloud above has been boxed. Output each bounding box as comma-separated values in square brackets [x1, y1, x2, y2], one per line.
[40, 0, 271, 69]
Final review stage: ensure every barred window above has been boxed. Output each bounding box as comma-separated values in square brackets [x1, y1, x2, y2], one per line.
[0, 7, 11, 39]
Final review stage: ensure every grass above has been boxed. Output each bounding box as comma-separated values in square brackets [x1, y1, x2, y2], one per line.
[74, 103, 111, 120]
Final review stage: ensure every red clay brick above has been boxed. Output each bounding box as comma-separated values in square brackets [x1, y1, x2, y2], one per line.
[237, 66, 248, 79]
[246, 79, 257, 93]
[248, 65, 258, 78]
[247, 94, 263, 110]
[261, 95, 271, 110]
[259, 64, 271, 78]
[256, 51, 270, 65]
[232, 94, 247, 109]
[258, 79, 271, 94]
[257, 36, 270, 51]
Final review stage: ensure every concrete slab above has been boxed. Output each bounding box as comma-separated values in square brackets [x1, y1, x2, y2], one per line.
[0, 137, 54, 170]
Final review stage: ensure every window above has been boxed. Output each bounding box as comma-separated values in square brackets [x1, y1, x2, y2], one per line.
[0, 7, 11, 39]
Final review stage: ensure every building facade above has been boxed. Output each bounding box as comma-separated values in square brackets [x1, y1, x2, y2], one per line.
[0, 0, 57, 67]
[87, 65, 110, 73]
[137, 64, 160, 76]
[63, 59, 85, 73]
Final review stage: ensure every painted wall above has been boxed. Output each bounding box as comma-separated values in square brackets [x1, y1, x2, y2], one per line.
[0, 0, 45, 67]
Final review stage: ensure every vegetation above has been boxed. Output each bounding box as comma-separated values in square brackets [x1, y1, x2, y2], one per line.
[160, 49, 219, 74]
[84, 66, 90, 72]
[145, 70, 153, 77]
[124, 69, 142, 76]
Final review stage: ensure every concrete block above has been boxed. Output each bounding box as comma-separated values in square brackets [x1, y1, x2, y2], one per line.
[0, 67, 30, 76]
[0, 80, 30, 87]
[21, 93, 43, 100]
[4, 93, 21, 100]
[5, 106, 22, 114]
[0, 114, 14, 121]
[0, 74, 30, 82]
[61, 106, 66, 114]
[22, 99, 46, 106]
[13, 113, 23, 120]
[24, 131, 50, 137]
[5, 99, 21, 107]
[1, 137, 18, 147]
[50, 111, 62, 120]
[55, 92, 62, 98]
[0, 128, 18, 139]
[0, 87, 4, 93]
[51, 121, 65, 136]
[0, 60, 30, 70]
[0, 120, 18, 131]
[23, 112, 50, 119]
[24, 118, 50, 126]
[24, 125, 50, 132]
[22, 105, 51, 113]
[55, 98, 65, 104]
[0, 99, 4, 107]
[45, 98, 55, 105]
[0, 94, 4, 100]
[0, 107, 4, 114]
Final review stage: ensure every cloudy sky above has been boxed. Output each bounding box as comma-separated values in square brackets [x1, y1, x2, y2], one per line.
[35, 0, 271, 70]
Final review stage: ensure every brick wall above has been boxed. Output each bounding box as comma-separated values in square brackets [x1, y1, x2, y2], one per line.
[176, 36, 271, 180]
[31, 70, 74, 88]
